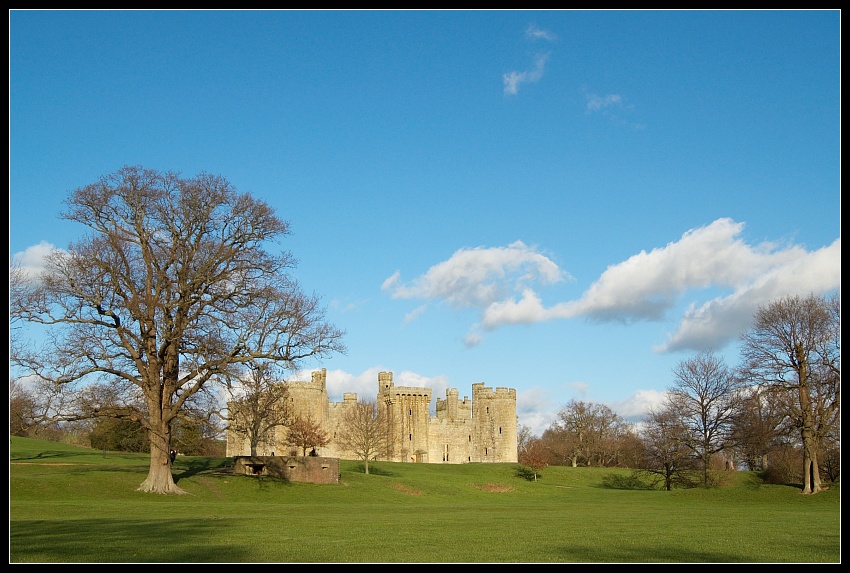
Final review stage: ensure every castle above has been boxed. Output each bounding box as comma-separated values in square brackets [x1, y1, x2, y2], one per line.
[225, 369, 518, 464]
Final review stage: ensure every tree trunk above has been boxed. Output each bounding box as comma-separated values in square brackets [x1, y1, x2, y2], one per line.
[137, 418, 185, 494]
[796, 344, 822, 494]
[801, 444, 822, 494]
[364, 458, 370, 475]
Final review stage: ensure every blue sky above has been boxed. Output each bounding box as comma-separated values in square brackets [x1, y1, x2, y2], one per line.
[10, 10, 841, 436]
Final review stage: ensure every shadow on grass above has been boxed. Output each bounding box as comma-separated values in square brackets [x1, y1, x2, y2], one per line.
[11, 449, 143, 463]
[599, 472, 655, 490]
[348, 463, 395, 477]
[10, 518, 250, 563]
[173, 457, 234, 480]
[545, 538, 764, 563]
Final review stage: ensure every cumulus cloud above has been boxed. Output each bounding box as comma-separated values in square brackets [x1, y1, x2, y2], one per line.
[12, 241, 60, 281]
[384, 218, 841, 353]
[383, 240, 567, 309]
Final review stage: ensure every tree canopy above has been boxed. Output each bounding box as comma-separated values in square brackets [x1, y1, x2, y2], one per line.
[11, 166, 346, 493]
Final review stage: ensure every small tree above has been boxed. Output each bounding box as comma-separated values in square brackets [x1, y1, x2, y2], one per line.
[668, 351, 743, 487]
[638, 405, 700, 491]
[286, 415, 330, 456]
[518, 438, 549, 481]
[222, 362, 293, 456]
[337, 399, 386, 475]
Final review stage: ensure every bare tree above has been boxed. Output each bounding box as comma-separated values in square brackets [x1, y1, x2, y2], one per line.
[552, 400, 628, 467]
[516, 423, 534, 461]
[10, 166, 345, 494]
[638, 404, 700, 490]
[337, 398, 386, 475]
[285, 415, 330, 456]
[9, 257, 27, 367]
[9, 379, 38, 437]
[222, 362, 293, 456]
[739, 293, 840, 494]
[729, 385, 792, 472]
[668, 350, 743, 486]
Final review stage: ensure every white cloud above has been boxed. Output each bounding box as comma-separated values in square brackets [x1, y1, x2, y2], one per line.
[655, 237, 841, 352]
[384, 240, 566, 310]
[381, 270, 401, 291]
[503, 24, 556, 96]
[403, 304, 428, 324]
[516, 386, 560, 436]
[607, 388, 668, 422]
[383, 218, 841, 353]
[12, 241, 60, 281]
[525, 24, 557, 42]
[585, 92, 623, 113]
[583, 89, 643, 128]
[503, 53, 550, 95]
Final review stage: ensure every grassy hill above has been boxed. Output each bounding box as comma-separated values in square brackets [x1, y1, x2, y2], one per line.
[9, 436, 840, 563]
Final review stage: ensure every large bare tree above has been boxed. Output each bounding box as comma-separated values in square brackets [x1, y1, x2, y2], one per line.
[739, 293, 840, 494]
[11, 166, 345, 494]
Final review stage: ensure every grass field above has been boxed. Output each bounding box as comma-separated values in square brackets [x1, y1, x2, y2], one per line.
[9, 436, 840, 563]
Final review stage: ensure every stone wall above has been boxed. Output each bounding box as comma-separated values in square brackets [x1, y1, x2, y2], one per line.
[232, 455, 340, 484]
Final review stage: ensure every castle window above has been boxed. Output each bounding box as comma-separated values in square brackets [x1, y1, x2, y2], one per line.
[409, 434, 412, 441]
[485, 448, 488, 456]
[486, 407, 489, 414]
[499, 427, 502, 434]
[409, 409, 412, 416]
[468, 435, 471, 442]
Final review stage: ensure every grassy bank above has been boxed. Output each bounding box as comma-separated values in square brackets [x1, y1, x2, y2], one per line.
[9, 436, 840, 563]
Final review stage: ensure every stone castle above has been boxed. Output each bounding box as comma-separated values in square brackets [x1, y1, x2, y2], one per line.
[226, 369, 518, 464]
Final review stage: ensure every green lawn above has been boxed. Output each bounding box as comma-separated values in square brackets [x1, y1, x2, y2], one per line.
[9, 436, 840, 563]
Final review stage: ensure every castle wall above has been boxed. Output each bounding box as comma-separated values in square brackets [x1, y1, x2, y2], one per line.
[226, 369, 517, 464]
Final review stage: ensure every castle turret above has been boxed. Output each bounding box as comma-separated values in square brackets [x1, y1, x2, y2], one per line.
[378, 371, 393, 392]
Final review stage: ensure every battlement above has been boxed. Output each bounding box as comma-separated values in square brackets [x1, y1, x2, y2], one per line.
[471, 383, 516, 400]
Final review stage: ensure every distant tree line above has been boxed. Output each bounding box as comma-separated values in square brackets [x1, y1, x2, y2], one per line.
[518, 293, 840, 493]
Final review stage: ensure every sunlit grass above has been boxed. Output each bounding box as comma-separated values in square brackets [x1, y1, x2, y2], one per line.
[10, 436, 840, 563]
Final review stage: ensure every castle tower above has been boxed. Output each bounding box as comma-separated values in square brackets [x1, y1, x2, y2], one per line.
[471, 383, 518, 463]
[378, 371, 432, 463]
